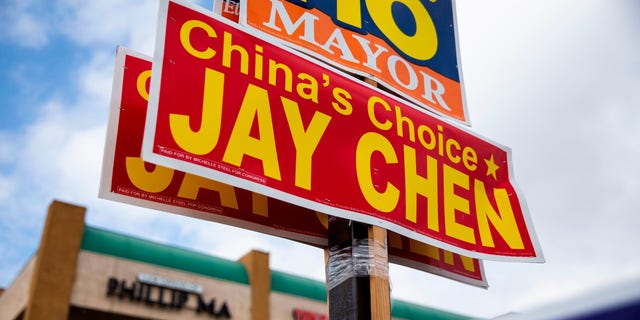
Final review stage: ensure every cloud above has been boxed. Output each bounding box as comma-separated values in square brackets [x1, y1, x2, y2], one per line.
[49, 0, 215, 54]
[0, 131, 16, 165]
[1, 0, 163, 54]
[76, 51, 120, 103]
[0, 1, 50, 48]
[56, 0, 159, 53]
[0, 175, 12, 203]
[10, 13, 49, 48]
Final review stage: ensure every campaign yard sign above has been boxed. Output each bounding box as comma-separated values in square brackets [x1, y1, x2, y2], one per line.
[142, 0, 543, 262]
[240, 0, 470, 125]
[100, 46, 487, 287]
[214, 0, 240, 21]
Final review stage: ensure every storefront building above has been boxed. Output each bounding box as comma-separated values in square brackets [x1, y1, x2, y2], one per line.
[0, 201, 469, 320]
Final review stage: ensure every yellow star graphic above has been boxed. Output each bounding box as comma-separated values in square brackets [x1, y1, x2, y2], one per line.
[484, 155, 500, 181]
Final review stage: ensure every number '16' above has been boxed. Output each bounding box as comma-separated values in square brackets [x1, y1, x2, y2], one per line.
[330, 0, 438, 61]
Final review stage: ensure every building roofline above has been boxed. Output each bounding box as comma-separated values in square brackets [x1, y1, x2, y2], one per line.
[81, 226, 249, 285]
[80, 225, 470, 320]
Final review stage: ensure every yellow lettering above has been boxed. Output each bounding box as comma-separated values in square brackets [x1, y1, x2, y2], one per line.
[281, 97, 331, 190]
[417, 124, 436, 150]
[364, 0, 437, 61]
[252, 192, 269, 217]
[331, 87, 352, 116]
[180, 20, 216, 59]
[125, 157, 173, 193]
[395, 106, 415, 142]
[367, 96, 392, 131]
[443, 164, 475, 244]
[222, 84, 281, 180]
[268, 60, 293, 92]
[316, 212, 329, 229]
[442, 250, 475, 272]
[356, 132, 399, 212]
[254, 45, 264, 80]
[462, 147, 478, 171]
[336, 0, 362, 29]
[442, 249, 454, 265]
[445, 138, 461, 164]
[409, 240, 439, 260]
[403, 147, 438, 229]
[136, 70, 151, 101]
[437, 125, 444, 157]
[475, 179, 524, 249]
[222, 31, 248, 74]
[169, 68, 224, 155]
[296, 73, 319, 103]
[409, 238, 476, 273]
[459, 255, 476, 272]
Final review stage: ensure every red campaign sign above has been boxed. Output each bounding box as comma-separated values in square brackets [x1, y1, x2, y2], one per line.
[100, 47, 487, 287]
[142, 0, 543, 262]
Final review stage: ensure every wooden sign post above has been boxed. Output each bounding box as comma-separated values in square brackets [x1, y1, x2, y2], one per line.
[327, 218, 391, 320]
[325, 78, 391, 320]
[369, 225, 391, 319]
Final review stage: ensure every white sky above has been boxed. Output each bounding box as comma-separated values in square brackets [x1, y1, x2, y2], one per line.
[1, 0, 640, 318]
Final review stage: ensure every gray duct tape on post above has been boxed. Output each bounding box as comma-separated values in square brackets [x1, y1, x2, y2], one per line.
[326, 238, 389, 291]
